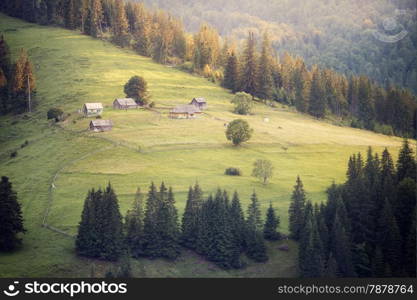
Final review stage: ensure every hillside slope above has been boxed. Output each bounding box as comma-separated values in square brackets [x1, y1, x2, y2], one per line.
[0, 14, 408, 277]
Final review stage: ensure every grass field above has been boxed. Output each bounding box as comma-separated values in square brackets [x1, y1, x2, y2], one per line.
[0, 14, 409, 277]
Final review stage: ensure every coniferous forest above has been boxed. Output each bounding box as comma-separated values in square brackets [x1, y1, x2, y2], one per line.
[0, 0, 416, 280]
[0, 1, 416, 138]
[76, 181, 278, 270]
[289, 140, 416, 277]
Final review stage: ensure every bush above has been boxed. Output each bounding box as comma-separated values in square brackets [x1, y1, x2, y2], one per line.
[149, 101, 156, 108]
[10, 151, 17, 158]
[231, 92, 254, 115]
[225, 167, 242, 176]
[96, 115, 102, 119]
[47, 108, 64, 122]
[374, 123, 394, 136]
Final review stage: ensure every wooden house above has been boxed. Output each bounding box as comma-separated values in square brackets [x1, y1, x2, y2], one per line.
[83, 103, 103, 116]
[169, 105, 202, 119]
[113, 98, 139, 110]
[190, 97, 207, 110]
[89, 120, 113, 132]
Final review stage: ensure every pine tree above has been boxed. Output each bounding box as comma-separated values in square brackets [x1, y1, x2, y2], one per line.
[229, 191, 246, 253]
[376, 198, 402, 276]
[222, 51, 239, 93]
[240, 32, 258, 97]
[125, 187, 145, 257]
[181, 183, 203, 249]
[156, 185, 180, 259]
[0, 176, 25, 251]
[99, 183, 124, 261]
[357, 76, 375, 130]
[245, 191, 268, 262]
[257, 32, 273, 100]
[76, 184, 124, 261]
[397, 139, 416, 182]
[247, 191, 262, 231]
[330, 212, 356, 277]
[113, 0, 129, 47]
[143, 182, 161, 258]
[288, 176, 306, 240]
[308, 68, 326, 118]
[263, 202, 280, 240]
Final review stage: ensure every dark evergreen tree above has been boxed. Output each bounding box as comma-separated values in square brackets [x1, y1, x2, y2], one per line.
[240, 32, 258, 97]
[329, 212, 355, 277]
[0, 176, 25, 251]
[142, 182, 161, 258]
[222, 51, 239, 93]
[288, 176, 306, 240]
[125, 187, 145, 257]
[245, 191, 268, 262]
[76, 184, 124, 261]
[263, 202, 280, 240]
[156, 185, 180, 259]
[324, 252, 340, 277]
[257, 32, 273, 100]
[229, 191, 246, 253]
[308, 68, 326, 118]
[397, 139, 416, 182]
[181, 183, 203, 249]
[404, 207, 416, 277]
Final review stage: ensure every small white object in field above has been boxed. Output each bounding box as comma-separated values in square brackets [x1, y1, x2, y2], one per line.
[263, 117, 269, 123]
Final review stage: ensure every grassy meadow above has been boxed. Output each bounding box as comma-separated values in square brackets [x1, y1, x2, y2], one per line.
[0, 14, 409, 277]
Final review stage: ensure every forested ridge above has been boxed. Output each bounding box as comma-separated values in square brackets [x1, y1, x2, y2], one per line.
[141, 0, 417, 94]
[0, 0, 416, 138]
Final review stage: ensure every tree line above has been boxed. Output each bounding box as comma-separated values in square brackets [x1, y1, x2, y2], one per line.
[1, 1, 415, 138]
[289, 140, 416, 277]
[0, 36, 36, 114]
[222, 32, 417, 138]
[76, 182, 281, 269]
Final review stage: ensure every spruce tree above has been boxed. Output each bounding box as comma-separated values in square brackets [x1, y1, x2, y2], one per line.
[404, 207, 416, 277]
[143, 182, 161, 258]
[0, 176, 25, 251]
[263, 202, 280, 240]
[247, 191, 262, 231]
[125, 187, 145, 257]
[245, 191, 268, 262]
[308, 68, 326, 118]
[181, 185, 200, 249]
[240, 32, 258, 97]
[223, 51, 239, 93]
[288, 176, 306, 240]
[257, 32, 273, 100]
[156, 186, 180, 259]
[376, 198, 402, 276]
[99, 183, 124, 261]
[397, 139, 416, 182]
[229, 191, 246, 253]
[330, 212, 356, 277]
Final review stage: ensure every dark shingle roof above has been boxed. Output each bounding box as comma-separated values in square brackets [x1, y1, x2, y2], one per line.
[192, 97, 206, 103]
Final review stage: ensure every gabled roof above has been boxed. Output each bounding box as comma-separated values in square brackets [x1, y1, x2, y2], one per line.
[90, 120, 113, 127]
[84, 103, 103, 110]
[192, 97, 206, 103]
[171, 104, 201, 114]
[114, 98, 137, 106]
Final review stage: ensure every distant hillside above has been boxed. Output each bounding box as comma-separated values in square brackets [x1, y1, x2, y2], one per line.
[142, 0, 417, 93]
[0, 14, 409, 277]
